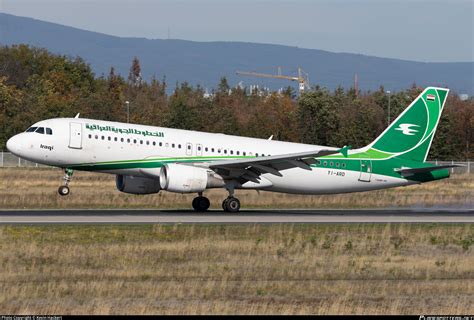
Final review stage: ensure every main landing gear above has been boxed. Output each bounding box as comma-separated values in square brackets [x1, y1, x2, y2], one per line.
[58, 168, 73, 196]
[192, 193, 211, 212]
[222, 186, 240, 212]
[222, 197, 240, 213]
[191, 189, 241, 213]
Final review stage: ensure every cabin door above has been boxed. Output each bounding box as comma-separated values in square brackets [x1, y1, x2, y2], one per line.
[359, 159, 372, 182]
[69, 122, 82, 149]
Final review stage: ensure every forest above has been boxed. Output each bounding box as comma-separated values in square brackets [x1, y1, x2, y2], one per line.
[0, 44, 472, 160]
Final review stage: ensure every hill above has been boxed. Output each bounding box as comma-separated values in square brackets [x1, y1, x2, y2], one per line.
[0, 12, 472, 94]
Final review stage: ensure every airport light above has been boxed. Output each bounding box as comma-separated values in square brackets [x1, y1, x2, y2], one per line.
[386, 90, 391, 125]
[125, 101, 130, 123]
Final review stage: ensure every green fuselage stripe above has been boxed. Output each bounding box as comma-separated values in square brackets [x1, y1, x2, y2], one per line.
[68, 154, 448, 183]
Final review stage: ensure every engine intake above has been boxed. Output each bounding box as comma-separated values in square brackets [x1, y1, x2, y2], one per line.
[116, 175, 160, 194]
[160, 163, 224, 193]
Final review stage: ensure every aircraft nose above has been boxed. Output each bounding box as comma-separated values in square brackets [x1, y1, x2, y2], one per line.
[6, 135, 22, 155]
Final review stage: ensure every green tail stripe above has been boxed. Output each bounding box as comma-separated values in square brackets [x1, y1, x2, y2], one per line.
[368, 87, 449, 162]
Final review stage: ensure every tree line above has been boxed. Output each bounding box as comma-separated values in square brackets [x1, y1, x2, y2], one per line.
[0, 45, 472, 160]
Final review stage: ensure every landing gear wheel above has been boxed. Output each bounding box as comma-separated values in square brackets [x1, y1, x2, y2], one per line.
[222, 198, 229, 210]
[58, 168, 73, 197]
[192, 196, 210, 212]
[223, 197, 240, 213]
[58, 185, 70, 196]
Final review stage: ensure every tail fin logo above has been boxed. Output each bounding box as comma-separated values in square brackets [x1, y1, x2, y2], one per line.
[394, 123, 420, 136]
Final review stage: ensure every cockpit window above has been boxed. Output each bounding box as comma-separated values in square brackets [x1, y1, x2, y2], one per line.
[26, 127, 38, 132]
[35, 127, 45, 134]
[46, 128, 52, 135]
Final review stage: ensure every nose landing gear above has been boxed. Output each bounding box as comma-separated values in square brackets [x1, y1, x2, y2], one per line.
[58, 168, 73, 196]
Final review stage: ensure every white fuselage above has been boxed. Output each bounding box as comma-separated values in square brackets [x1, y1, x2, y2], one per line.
[6, 117, 412, 195]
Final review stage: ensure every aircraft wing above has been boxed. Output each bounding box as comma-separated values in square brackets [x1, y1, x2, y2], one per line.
[204, 147, 347, 183]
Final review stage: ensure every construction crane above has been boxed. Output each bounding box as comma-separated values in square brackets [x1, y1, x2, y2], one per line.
[236, 67, 310, 94]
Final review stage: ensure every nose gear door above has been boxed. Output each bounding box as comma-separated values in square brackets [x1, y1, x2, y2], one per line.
[69, 122, 82, 149]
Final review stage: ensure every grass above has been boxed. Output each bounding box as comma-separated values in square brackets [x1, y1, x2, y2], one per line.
[0, 168, 472, 209]
[0, 224, 473, 314]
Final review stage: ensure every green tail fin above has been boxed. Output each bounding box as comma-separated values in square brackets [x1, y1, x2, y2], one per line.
[367, 87, 449, 162]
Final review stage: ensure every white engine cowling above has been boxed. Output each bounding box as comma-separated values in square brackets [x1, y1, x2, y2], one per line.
[116, 175, 160, 194]
[160, 163, 224, 193]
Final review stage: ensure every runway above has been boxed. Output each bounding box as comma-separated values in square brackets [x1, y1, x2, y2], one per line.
[0, 209, 473, 224]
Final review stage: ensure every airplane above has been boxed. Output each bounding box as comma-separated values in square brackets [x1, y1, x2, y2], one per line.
[6, 87, 458, 212]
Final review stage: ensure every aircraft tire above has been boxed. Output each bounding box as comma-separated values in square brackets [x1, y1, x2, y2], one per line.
[58, 185, 70, 196]
[193, 196, 210, 212]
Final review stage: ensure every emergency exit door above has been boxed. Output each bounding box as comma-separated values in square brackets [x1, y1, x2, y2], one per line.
[69, 122, 82, 149]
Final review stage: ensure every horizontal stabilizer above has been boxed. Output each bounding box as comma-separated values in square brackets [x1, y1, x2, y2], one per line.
[395, 164, 463, 176]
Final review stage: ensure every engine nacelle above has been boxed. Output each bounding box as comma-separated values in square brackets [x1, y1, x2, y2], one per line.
[116, 175, 160, 194]
[160, 163, 224, 193]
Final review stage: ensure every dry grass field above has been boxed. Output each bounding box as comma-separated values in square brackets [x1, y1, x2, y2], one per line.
[0, 168, 472, 209]
[0, 224, 473, 314]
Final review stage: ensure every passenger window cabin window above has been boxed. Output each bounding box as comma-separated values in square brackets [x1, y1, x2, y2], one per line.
[236, 151, 240, 155]
[146, 141, 149, 145]
[323, 161, 327, 166]
[159, 142, 163, 147]
[172, 143, 175, 148]
[121, 138, 124, 142]
[133, 139, 137, 144]
[230, 150, 233, 155]
[101, 136, 105, 140]
[187, 145, 191, 150]
[89, 134, 92, 139]
[342, 163, 346, 168]
[36, 127, 45, 134]
[330, 161, 334, 167]
[127, 139, 130, 143]
[205, 147, 208, 152]
[153, 141, 156, 146]
[165, 143, 169, 147]
[114, 137, 118, 142]
[224, 150, 227, 154]
[198, 146, 201, 151]
[140, 140, 143, 145]
[108, 136, 111, 141]
[178, 144, 182, 149]
[211, 148, 215, 152]
[336, 162, 340, 168]
[243, 152, 246, 156]
[46, 128, 52, 135]
[256, 153, 259, 157]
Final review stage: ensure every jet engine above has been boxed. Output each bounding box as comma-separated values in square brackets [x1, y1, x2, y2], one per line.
[159, 163, 224, 193]
[115, 175, 160, 194]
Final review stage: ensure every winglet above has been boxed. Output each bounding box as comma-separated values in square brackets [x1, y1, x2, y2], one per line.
[74, 113, 80, 118]
[339, 145, 351, 158]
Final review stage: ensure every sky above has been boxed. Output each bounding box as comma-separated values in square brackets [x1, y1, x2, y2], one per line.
[0, 0, 472, 62]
